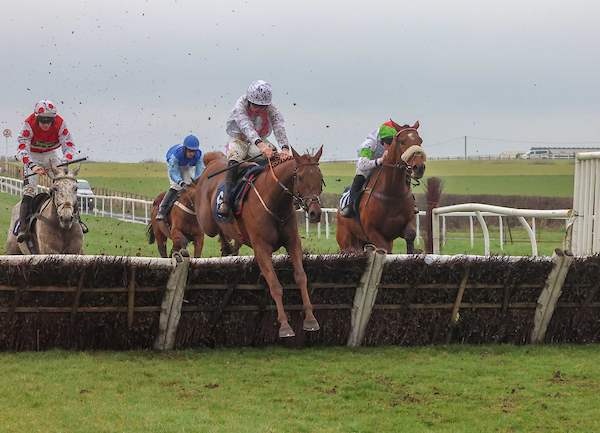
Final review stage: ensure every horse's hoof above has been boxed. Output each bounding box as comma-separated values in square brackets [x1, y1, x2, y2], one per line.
[279, 324, 295, 338]
[180, 249, 190, 258]
[303, 319, 320, 332]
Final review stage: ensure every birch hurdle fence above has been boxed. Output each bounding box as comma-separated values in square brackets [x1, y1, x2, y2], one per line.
[2, 249, 599, 351]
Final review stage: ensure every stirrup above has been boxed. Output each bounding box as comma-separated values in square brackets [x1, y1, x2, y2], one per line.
[17, 230, 30, 243]
[79, 220, 89, 234]
[340, 205, 353, 218]
[155, 210, 167, 221]
[217, 202, 231, 217]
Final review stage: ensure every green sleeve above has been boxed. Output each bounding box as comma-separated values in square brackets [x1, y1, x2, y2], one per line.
[359, 148, 374, 159]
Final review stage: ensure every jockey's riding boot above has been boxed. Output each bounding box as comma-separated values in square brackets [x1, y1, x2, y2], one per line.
[217, 161, 238, 217]
[16, 195, 33, 243]
[156, 188, 178, 221]
[340, 175, 366, 218]
[74, 204, 89, 234]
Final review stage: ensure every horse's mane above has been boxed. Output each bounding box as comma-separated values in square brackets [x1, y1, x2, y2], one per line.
[264, 153, 295, 171]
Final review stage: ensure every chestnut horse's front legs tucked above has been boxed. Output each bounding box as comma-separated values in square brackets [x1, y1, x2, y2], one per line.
[286, 233, 320, 332]
[253, 242, 295, 338]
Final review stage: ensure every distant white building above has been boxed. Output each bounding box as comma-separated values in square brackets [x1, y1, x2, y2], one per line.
[520, 146, 600, 159]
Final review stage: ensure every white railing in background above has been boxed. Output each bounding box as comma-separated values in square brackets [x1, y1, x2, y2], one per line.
[432, 204, 573, 256]
[572, 151, 600, 254]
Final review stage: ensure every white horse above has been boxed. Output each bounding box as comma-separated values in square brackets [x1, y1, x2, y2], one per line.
[6, 162, 84, 255]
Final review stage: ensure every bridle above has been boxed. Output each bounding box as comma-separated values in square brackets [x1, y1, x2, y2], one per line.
[51, 175, 77, 215]
[377, 127, 424, 188]
[250, 156, 323, 224]
[291, 163, 324, 213]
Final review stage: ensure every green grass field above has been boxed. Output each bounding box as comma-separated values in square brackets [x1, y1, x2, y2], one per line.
[57, 159, 576, 198]
[2, 158, 576, 197]
[2, 345, 600, 432]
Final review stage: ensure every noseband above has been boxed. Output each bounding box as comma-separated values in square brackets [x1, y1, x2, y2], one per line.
[379, 129, 426, 188]
[291, 163, 324, 213]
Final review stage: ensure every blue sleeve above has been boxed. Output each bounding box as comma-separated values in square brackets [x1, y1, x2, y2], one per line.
[194, 153, 205, 179]
[168, 154, 183, 184]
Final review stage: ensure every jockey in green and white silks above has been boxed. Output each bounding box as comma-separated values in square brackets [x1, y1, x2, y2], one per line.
[156, 135, 205, 221]
[340, 121, 398, 218]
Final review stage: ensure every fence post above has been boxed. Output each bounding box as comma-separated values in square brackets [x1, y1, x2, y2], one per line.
[153, 250, 191, 350]
[347, 246, 387, 347]
[531, 249, 574, 343]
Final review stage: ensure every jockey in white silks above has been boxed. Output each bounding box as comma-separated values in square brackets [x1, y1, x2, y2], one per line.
[217, 80, 291, 217]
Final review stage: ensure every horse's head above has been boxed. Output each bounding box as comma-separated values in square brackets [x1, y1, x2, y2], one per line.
[389, 120, 427, 180]
[291, 146, 324, 223]
[50, 161, 80, 229]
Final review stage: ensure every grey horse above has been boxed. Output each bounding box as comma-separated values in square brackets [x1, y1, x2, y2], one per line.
[6, 162, 84, 255]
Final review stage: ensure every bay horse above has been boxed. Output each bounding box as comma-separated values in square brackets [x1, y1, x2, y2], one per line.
[336, 121, 426, 254]
[195, 147, 324, 338]
[6, 162, 84, 255]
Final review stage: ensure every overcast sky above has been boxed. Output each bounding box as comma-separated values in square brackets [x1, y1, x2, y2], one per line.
[1, 0, 599, 163]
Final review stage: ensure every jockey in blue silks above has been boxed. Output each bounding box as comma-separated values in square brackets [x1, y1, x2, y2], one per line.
[155, 135, 205, 221]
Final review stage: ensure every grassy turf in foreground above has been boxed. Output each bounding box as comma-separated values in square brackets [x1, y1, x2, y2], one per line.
[1, 345, 599, 432]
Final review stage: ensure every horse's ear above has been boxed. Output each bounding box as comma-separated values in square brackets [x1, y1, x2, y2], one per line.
[291, 146, 301, 163]
[314, 145, 323, 162]
[50, 160, 60, 176]
[71, 163, 81, 177]
[390, 119, 402, 132]
[413, 121, 420, 130]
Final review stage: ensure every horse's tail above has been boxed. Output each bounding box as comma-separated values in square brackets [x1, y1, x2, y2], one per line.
[146, 223, 155, 244]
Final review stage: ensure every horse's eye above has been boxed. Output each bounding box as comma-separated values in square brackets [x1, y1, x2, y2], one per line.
[298, 176, 303, 182]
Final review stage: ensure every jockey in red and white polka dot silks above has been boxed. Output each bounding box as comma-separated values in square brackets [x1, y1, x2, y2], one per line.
[17, 100, 76, 196]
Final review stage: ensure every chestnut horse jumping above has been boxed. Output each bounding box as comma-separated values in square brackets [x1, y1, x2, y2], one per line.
[336, 121, 426, 254]
[195, 147, 324, 337]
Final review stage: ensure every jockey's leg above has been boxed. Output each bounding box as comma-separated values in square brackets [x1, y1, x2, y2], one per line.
[217, 161, 238, 217]
[16, 195, 33, 243]
[340, 174, 366, 218]
[156, 188, 178, 221]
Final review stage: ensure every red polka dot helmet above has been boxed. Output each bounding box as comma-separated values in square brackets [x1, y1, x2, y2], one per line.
[34, 100, 57, 118]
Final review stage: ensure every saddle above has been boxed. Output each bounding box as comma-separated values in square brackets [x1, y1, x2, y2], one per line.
[213, 165, 265, 222]
[13, 192, 51, 236]
[339, 170, 418, 215]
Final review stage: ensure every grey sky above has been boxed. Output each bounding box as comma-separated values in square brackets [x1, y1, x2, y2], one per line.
[1, 0, 599, 163]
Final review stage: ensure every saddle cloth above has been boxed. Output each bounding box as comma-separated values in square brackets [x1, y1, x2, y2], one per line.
[212, 165, 264, 223]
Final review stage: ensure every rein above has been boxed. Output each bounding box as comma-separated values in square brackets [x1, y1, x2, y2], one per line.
[250, 156, 322, 224]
